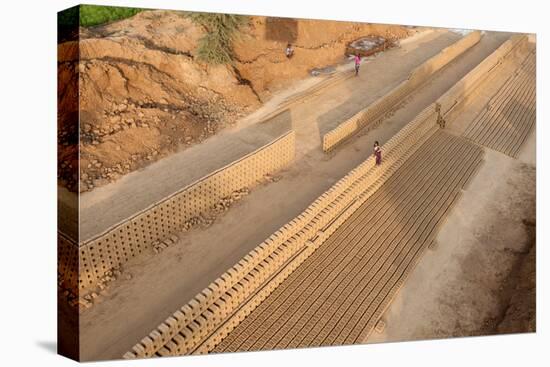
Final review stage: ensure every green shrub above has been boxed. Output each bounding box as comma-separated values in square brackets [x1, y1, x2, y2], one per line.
[79, 5, 142, 27]
[185, 13, 249, 65]
[58, 6, 80, 28]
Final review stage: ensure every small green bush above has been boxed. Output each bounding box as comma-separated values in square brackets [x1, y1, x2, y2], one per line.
[79, 5, 142, 27]
[185, 13, 249, 65]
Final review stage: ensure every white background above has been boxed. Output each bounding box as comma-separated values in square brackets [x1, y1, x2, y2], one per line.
[0, 0, 547, 365]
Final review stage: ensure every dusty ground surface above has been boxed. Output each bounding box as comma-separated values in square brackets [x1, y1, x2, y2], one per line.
[57, 10, 411, 193]
[366, 140, 535, 344]
[495, 235, 536, 334]
[77, 31, 514, 360]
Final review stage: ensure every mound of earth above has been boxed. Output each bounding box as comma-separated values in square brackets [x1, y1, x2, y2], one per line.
[496, 220, 536, 334]
[479, 219, 536, 335]
[57, 10, 411, 192]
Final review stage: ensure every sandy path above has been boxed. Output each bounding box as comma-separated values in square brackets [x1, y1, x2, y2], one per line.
[78, 29, 460, 241]
[79, 30, 510, 360]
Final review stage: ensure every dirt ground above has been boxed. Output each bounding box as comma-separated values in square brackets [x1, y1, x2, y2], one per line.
[57, 10, 411, 193]
[494, 236, 536, 334]
[76, 30, 518, 360]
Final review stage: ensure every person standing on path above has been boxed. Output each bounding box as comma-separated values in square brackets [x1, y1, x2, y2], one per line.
[285, 43, 294, 59]
[354, 54, 361, 76]
[373, 141, 382, 165]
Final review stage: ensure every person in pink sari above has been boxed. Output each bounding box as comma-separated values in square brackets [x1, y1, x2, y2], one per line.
[373, 141, 382, 165]
[354, 54, 361, 76]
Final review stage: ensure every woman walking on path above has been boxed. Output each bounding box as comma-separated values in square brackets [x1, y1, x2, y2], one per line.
[354, 54, 361, 76]
[373, 141, 382, 165]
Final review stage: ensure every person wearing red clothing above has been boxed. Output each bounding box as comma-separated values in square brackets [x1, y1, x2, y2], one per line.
[373, 141, 382, 165]
[354, 54, 361, 76]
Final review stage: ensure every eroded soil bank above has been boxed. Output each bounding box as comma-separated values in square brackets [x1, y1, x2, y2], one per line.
[58, 10, 411, 192]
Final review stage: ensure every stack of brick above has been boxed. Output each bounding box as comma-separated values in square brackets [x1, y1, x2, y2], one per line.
[322, 31, 482, 152]
[123, 99, 443, 359]
[72, 131, 296, 293]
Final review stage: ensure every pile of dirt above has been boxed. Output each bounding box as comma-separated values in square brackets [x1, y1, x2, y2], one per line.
[495, 220, 536, 334]
[57, 10, 411, 192]
[480, 219, 536, 335]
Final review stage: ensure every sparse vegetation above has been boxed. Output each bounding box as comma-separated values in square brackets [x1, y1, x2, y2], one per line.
[58, 5, 143, 28]
[185, 13, 249, 64]
[80, 5, 142, 27]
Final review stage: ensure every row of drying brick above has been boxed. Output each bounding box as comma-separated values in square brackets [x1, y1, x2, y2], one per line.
[122, 33, 529, 359]
[322, 31, 482, 152]
[191, 114, 442, 355]
[58, 232, 78, 292]
[57, 131, 296, 294]
[463, 49, 535, 157]
[260, 70, 354, 123]
[123, 95, 444, 359]
[438, 34, 529, 119]
[214, 131, 484, 352]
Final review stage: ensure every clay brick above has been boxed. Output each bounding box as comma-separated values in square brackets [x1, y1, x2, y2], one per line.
[131, 343, 147, 357]
[180, 304, 193, 316]
[157, 323, 171, 336]
[220, 273, 232, 284]
[123, 352, 137, 359]
[149, 330, 163, 346]
[195, 293, 208, 306]
[165, 317, 179, 331]
[201, 288, 214, 299]
[188, 299, 201, 315]
[140, 336, 155, 353]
